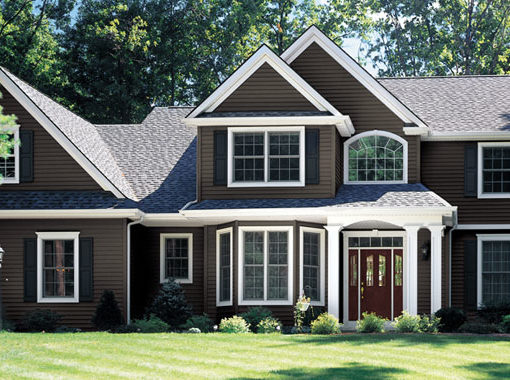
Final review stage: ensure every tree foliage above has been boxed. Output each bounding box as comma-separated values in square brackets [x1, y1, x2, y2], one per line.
[0, 91, 18, 180]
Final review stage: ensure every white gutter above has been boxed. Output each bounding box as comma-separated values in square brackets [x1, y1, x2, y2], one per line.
[0, 209, 142, 219]
[423, 131, 510, 141]
[126, 215, 144, 324]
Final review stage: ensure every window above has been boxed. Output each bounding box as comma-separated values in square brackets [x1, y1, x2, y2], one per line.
[394, 254, 403, 286]
[344, 131, 407, 184]
[36, 232, 79, 303]
[300, 227, 325, 305]
[378, 255, 386, 287]
[160, 233, 193, 284]
[228, 127, 305, 187]
[0, 126, 19, 184]
[239, 226, 293, 305]
[216, 228, 233, 306]
[478, 235, 510, 306]
[478, 143, 510, 198]
[366, 255, 374, 286]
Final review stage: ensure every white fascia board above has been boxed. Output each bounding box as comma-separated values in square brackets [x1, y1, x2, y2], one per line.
[423, 131, 510, 141]
[0, 209, 142, 219]
[0, 68, 125, 198]
[281, 26, 429, 130]
[404, 126, 429, 136]
[184, 115, 351, 127]
[457, 224, 510, 230]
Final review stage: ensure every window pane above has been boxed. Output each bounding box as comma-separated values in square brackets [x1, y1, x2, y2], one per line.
[350, 255, 357, 286]
[482, 147, 510, 194]
[366, 255, 374, 286]
[0, 133, 15, 179]
[482, 240, 510, 304]
[379, 255, 386, 286]
[268, 132, 300, 182]
[244, 231, 264, 300]
[303, 232, 320, 301]
[233, 133, 265, 182]
[42, 239, 75, 298]
[268, 231, 288, 300]
[165, 238, 189, 279]
[395, 254, 403, 286]
[219, 232, 231, 302]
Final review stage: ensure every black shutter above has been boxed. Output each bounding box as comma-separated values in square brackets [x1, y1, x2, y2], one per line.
[464, 239, 478, 311]
[214, 131, 228, 185]
[464, 143, 477, 197]
[24, 238, 37, 302]
[79, 238, 94, 301]
[19, 130, 34, 183]
[305, 129, 319, 185]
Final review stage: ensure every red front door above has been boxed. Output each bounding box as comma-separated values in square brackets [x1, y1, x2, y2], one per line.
[360, 249, 392, 319]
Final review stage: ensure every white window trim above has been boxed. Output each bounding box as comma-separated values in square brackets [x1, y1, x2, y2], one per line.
[238, 225, 294, 306]
[476, 234, 510, 308]
[216, 227, 233, 307]
[0, 125, 20, 184]
[477, 142, 510, 199]
[160, 233, 193, 284]
[343, 130, 408, 185]
[227, 126, 305, 188]
[299, 226, 325, 306]
[36, 231, 80, 303]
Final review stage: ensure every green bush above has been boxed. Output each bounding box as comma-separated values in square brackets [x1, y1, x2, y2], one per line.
[458, 322, 501, 334]
[356, 312, 387, 333]
[219, 316, 250, 333]
[240, 307, 272, 332]
[114, 324, 140, 333]
[304, 306, 326, 327]
[392, 311, 421, 333]
[187, 327, 201, 333]
[1, 320, 16, 332]
[181, 314, 214, 333]
[311, 313, 342, 335]
[20, 309, 62, 332]
[435, 307, 466, 332]
[501, 315, 510, 333]
[55, 325, 81, 333]
[91, 290, 124, 331]
[257, 317, 282, 334]
[418, 314, 441, 333]
[131, 315, 169, 333]
[146, 281, 192, 328]
[478, 303, 510, 324]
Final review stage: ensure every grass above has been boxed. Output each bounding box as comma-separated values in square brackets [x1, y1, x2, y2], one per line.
[0, 332, 509, 379]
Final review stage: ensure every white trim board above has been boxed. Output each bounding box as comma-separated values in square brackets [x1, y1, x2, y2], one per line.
[281, 26, 428, 130]
[477, 142, 510, 199]
[0, 67, 125, 198]
[299, 226, 326, 306]
[0, 125, 19, 184]
[159, 233, 193, 284]
[216, 227, 234, 307]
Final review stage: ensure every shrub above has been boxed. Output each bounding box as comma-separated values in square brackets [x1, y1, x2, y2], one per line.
[304, 306, 326, 327]
[356, 312, 386, 333]
[114, 324, 140, 333]
[131, 315, 169, 333]
[311, 313, 342, 335]
[501, 315, 510, 333]
[478, 303, 510, 324]
[392, 311, 421, 333]
[294, 295, 311, 332]
[181, 314, 214, 333]
[458, 322, 501, 334]
[91, 290, 124, 331]
[219, 316, 250, 333]
[257, 317, 282, 334]
[55, 325, 81, 333]
[146, 281, 192, 328]
[187, 327, 201, 333]
[418, 314, 441, 333]
[435, 307, 466, 332]
[20, 309, 62, 332]
[240, 307, 272, 333]
[1, 320, 16, 332]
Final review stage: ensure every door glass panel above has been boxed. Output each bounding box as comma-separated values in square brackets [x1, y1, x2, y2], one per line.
[379, 255, 386, 286]
[366, 255, 374, 286]
[350, 255, 357, 286]
[395, 254, 403, 286]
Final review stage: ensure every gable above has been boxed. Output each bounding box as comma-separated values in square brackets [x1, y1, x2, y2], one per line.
[214, 63, 317, 112]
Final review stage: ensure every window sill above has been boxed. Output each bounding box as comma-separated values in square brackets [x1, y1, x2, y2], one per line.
[216, 301, 233, 307]
[345, 180, 406, 185]
[228, 181, 305, 188]
[238, 300, 293, 306]
[37, 297, 79, 304]
[0, 179, 19, 184]
[161, 278, 193, 285]
[478, 193, 510, 199]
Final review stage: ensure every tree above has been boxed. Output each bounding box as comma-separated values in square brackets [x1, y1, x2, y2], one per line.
[0, 92, 18, 181]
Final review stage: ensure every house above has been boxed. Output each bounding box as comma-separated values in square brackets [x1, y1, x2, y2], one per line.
[0, 26, 509, 329]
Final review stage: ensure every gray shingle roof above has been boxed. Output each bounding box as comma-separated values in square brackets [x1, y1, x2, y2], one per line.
[189, 184, 451, 210]
[1, 67, 137, 199]
[379, 76, 510, 133]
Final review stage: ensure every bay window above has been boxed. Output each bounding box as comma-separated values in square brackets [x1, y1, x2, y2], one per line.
[477, 235, 510, 306]
[216, 228, 233, 306]
[300, 227, 325, 306]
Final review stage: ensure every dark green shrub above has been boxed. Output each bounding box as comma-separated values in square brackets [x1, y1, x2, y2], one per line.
[1, 319, 16, 332]
[356, 312, 387, 333]
[478, 303, 510, 324]
[458, 322, 501, 334]
[501, 315, 510, 333]
[20, 309, 62, 332]
[146, 281, 192, 328]
[131, 315, 169, 333]
[304, 306, 326, 327]
[392, 311, 421, 333]
[311, 313, 342, 335]
[257, 317, 282, 334]
[114, 324, 140, 333]
[435, 307, 466, 332]
[219, 316, 250, 333]
[182, 314, 214, 333]
[419, 314, 441, 333]
[240, 307, 272, 332]
[55, 325, 81, 333]
[91, 290, 124, 331]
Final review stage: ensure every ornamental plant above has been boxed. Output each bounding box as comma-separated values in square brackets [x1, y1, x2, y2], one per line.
[435, 307, 466, 332]
[181, 314, 214, 333]
[257, 317, 282, 334]
[219, 316, 250, 333]
[241, 307, 272, 332]
[501, 315, 510, 333]
[294, 295, 311, 333]
[311, 312, 342, 335]
[356, 312, 387, 333]
[146, 281, 192, 328]
[92, 290, 124, 331]
[392, 311, 421, 333]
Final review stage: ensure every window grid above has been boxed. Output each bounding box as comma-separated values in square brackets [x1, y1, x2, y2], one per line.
[219, 232, 231, 302]
[165, 238, 189, 280]
[482, 241, 510, 304]
[267, 231, 288, 300]
[303, 232, 320, 301]
[348, 236, 403, 248]
[0, 133, 15, 179]
[269, 132, 300, 182]
[482, 147, 510, 193]
[243, 232, 264, 300]
[42, 240, 75, 298]
[233, 133, 265, 182]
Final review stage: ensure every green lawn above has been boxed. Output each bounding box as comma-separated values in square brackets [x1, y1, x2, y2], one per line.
[0, 332, 509, 379]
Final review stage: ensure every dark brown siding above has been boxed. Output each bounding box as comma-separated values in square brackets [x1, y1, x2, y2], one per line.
[199, 125, 336, 200]
[335, 130, 342, 191]
[422, 141, 510, 224]
[0, 85, 102, 190]
[214, 63, 316, 112]
[0, 219, 127, 329]
[417, 229, 431, 314]
[290, 43, 419, 183]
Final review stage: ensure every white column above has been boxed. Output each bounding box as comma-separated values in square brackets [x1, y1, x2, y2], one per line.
[404, 226, 420, 315]
[429, 225, 445, 314]
[325, 225, 343, 319]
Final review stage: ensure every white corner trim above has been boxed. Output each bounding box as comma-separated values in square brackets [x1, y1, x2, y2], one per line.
[299, 226, 326, 306]
[0, 125, 20, 184]
[216, 227, 233, 307]
[0, 68, 124, 198]
[343, 130, 408, 184]
[281, 26, 428, 130]
[160, 233, 193, 284]
[403, 126, 429, 136]
[238, 225, 294, 306]
[227, 126, 305, 188]
[36, 231, 80, 303]
[477, 142, 510, 199]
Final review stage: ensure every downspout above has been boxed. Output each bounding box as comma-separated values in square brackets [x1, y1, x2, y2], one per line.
[127, 214, 144, 324]
[448, 210, 458, 308]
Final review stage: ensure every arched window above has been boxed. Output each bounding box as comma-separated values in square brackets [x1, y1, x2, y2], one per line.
[344, 131, 407, 184]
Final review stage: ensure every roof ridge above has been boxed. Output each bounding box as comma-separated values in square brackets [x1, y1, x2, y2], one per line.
[379, 74, 510, 80]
